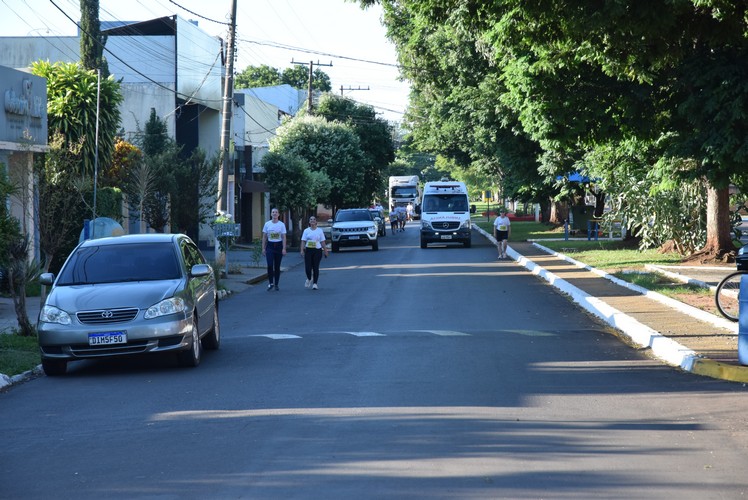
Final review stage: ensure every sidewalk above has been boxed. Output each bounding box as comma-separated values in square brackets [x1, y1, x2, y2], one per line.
[3, 235, 747, 384]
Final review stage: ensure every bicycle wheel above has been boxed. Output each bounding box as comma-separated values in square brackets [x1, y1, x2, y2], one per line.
[714, 271, 746, 322]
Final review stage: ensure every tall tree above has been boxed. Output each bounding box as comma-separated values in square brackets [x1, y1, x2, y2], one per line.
[361, 0, 748, 258]
[270, 115, 366, 210]
[235, 64, 281, 89]
[79, 0, 109, 77]
[130, 110, 218, 239]
[281, 65, 332, 92]
[316, 94, 395, 203]
[31, 60, 121, 178]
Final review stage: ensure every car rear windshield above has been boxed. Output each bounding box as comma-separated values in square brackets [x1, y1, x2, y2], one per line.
[336, 211, 372, 222]
[56, 242, 181, 285]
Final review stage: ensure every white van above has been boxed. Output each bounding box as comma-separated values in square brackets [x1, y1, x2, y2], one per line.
[419, 181, 472, 248]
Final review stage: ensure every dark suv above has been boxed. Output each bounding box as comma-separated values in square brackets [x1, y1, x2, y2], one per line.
[330, 209, 379, 252]
[369, 209, 387, 236]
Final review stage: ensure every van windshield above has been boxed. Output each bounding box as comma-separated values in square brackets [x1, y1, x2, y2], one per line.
[422, 194, 468, 212]
[391, 186, 418, 198]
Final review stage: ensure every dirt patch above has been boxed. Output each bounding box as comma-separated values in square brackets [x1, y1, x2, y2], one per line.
[669, 291, 721, 317]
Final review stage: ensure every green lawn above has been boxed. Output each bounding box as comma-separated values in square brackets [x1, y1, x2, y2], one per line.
[0, 334, 40, 379]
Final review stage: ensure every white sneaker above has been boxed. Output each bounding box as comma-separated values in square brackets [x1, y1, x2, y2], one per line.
[312, 284, 318, 290]
[305, 279, 311, 288]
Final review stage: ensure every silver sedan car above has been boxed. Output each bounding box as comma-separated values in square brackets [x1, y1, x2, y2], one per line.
[37, 233, 219, 376]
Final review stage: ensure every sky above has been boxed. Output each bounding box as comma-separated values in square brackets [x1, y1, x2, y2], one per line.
[0, 0, 410, 122]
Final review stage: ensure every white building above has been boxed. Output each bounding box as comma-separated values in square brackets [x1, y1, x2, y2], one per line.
[0, 15, 223, 248]
[0, 65, 47, 261]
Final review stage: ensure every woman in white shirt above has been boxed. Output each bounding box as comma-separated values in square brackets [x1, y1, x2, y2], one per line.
[493, 208, 511, 259]
[300, 216, 329, 290]
[262, 208, 287, 291]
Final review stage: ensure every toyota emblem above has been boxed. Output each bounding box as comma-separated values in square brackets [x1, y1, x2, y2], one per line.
[101, 310, 113, 319]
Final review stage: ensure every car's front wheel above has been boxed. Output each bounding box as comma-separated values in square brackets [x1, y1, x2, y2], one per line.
[178, 320, 202, 367]
[202, 303, 220, 350]
[331, 242, 340, 253]
[42, 359, 67, 376]
[372, 240, 379, 251]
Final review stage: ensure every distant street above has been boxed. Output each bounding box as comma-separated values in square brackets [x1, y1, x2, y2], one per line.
[2, 221, 748, 499]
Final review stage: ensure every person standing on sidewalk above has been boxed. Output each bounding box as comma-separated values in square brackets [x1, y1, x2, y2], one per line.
[262, 208, 287, 291]
[300, 216, 329, 290]
[493, 208, 511, 259]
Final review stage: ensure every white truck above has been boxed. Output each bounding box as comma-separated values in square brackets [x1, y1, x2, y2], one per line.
[388, 175, 422, 220]
[419, 181, 472, 248]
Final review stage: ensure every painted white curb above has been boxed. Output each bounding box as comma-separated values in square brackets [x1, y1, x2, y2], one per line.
[532, 243, 738, 333]
[476, 226, 702, 371]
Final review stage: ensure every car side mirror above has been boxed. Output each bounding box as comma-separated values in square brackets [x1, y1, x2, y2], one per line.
[191, 264, 212, 277]
[39, 273, 55, 286]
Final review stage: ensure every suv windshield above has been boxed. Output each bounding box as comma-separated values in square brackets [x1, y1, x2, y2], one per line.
[335, 210, 373, 222]
[57, 242, 181, 285]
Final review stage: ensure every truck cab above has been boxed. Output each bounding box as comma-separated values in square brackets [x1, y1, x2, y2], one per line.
[419, 181, 472, 248]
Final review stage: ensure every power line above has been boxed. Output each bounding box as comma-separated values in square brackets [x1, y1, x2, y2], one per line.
[167, 0, 230, 26]
[47, 0, 224, 104]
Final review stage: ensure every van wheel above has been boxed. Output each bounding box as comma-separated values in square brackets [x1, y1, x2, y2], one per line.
[464, 238, 472, 248]
[420, 238, 427, 249]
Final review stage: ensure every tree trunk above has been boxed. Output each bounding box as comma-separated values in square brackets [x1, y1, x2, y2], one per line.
[8, 265, 34, 337]
[691, 183, 735, 262]
[548, 199, 567, 225]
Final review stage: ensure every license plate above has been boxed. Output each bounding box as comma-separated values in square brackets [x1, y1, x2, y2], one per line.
[89, 332, 127, 346]
[348, 235, 360, 240]
[440, 235, 453, 240]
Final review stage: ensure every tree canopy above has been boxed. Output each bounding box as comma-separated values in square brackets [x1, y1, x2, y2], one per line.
[235, 64, 332, 92]
[269, 115, 366, 210]
[359, 0, 748, 257]
[31, 60, 122, 178]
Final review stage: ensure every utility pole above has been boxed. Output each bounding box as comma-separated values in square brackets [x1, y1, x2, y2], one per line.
[218, 0, 237, 215]
[292, 60, 332, 113]
[340, 85, 370, 96]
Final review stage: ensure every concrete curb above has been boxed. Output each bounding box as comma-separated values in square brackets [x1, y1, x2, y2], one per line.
[476, 226, 748, 383]
[532, 243, 738, 333]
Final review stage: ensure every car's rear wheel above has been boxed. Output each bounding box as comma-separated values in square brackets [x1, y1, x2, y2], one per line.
[42, 359, 67, 376]
[202, 303, 220, 350]
[178, 320, 202, 367]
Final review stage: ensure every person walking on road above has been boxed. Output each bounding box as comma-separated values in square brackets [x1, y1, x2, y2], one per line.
[262, 208, 287, 290]
[300, 216, 329, 290]
[493, 208, 511, 259]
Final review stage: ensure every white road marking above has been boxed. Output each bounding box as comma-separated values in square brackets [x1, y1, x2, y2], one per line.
[251, 334, 302, 339]
[414, 330, 470, 336]
[343, 331, 386, 337]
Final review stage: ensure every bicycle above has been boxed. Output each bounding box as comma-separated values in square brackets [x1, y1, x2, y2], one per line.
[715, 270, 747, 322]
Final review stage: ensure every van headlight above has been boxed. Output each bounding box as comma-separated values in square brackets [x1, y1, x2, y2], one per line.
[461, 219, 471, 229]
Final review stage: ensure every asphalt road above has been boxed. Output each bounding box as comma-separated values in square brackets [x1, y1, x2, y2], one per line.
[2, 222, 748, 499]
